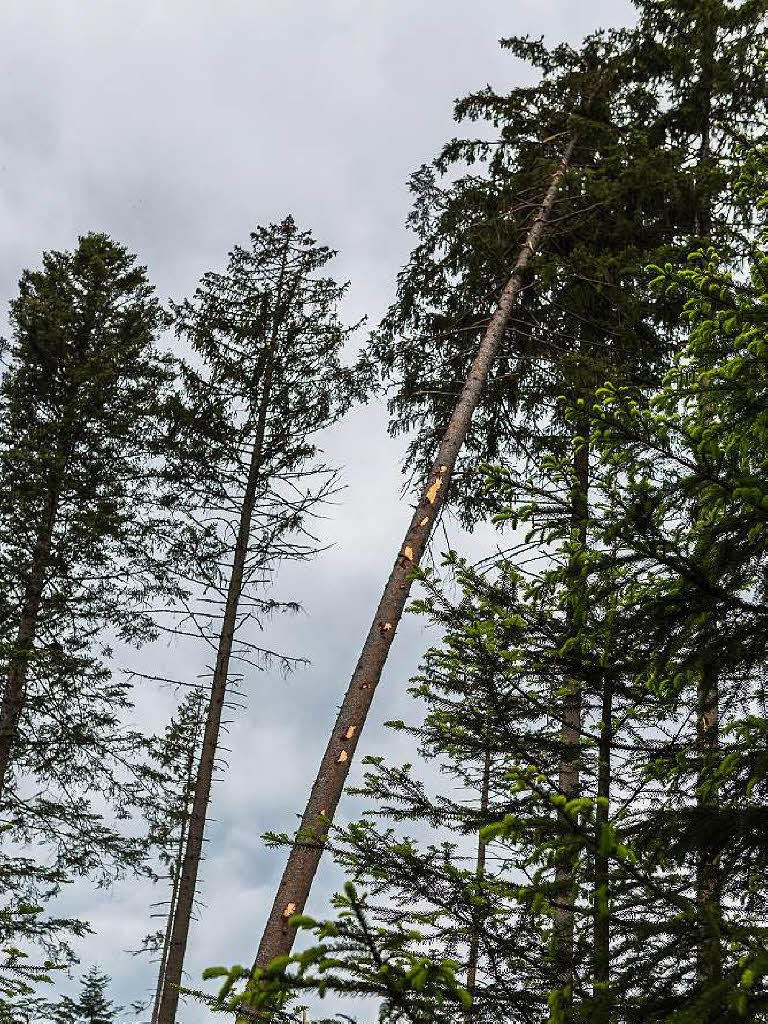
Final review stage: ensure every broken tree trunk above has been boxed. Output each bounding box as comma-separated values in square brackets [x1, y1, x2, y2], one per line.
[247, 136, 577, 984]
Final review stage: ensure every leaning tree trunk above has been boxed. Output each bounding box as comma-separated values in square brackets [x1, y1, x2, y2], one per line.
[150, 738, 199, 1024]
[0, 480, 61, 802]
[246, 136, 577, 990]
[156, 349, 276, 1024]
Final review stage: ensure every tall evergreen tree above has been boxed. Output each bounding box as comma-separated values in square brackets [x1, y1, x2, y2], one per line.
[208, 187, 768, 1019]
[0, 233, 187, 962]
[363, 0, 765, 1000]
[246, 0, 768, 985]
[155, 217, 362, 1024]
[210, 6, 766, 1020]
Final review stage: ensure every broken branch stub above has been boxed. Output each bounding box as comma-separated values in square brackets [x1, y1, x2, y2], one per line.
[246, 136, 577, 987]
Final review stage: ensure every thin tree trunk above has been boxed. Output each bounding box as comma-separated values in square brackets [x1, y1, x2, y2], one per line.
[150, 740, 198, 1024]
[693, 12, 721, 1002]
[696, 660, 721, 988]
[465, 708, 492, 1010]
[554, 405, 589, 1001]
[0, 481, 60, 802]
[593, 674, 612, 1024]
[156, 347, 277, 1024]
[247, 136, 577, 987]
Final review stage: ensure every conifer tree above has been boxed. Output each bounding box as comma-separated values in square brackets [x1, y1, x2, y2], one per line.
[155, 217, 361, 1024]
[0, 233, 187, 962]
[246, 130, 578, 991]
[363, 0, 765, 1000]
[210, 168, 768, 1019]
[48, 966, 122, 1024]
[216, 8, 766, 1018]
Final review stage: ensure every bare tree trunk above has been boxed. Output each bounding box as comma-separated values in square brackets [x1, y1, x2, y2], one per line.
[592, 674, 612, 1024]
[554, 407, 589, 1003]
[465, 709, 492, 1010]
[156, 347, 277, 1024]
[247, 136, 577, 987]
[0, 481, 60, 802]
[150, 740, 198, 1024]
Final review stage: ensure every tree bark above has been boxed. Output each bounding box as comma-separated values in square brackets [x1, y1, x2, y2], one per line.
[247, 136, 577, 987]
[150, 740, 198, 1024]
[693, 11, 721, 1002]
[0, 480, 61, 802]
[592, 674, 612, 1024]
[554, 405, 589, 1001]
[156, 347, 277, 1024]
[465, 707, 492, 1009]
[696, 658, 721, 992]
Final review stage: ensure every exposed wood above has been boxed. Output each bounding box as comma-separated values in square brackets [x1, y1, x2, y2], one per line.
[247, 137, 578, 988]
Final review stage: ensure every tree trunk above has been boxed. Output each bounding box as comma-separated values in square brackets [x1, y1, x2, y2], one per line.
[247, 136, 577, 988]
[0, 481, 61, 802]
[693, 11, 721, 1002]
[465, 707, 492, 1010]
[592, 674, 612, 1024]
[150, 740, 198, 1024]
[156, 348, 277, 1024]
[696, 658, 721, 991]
[554, 406, 589, 1002]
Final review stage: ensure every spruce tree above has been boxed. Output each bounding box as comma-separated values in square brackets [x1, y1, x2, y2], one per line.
[48, 966, 122, 1024]
[247, 133, 579, 991]
[212, 7, 767, 1019]
[211, 185, 768, 1017]
[155, 217, 362, 1024]
[362, 1, 765, 1006]
[0, 233, 187, 962]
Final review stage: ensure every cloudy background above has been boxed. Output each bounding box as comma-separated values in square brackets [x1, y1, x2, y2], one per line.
[1, 2, 636, 1020]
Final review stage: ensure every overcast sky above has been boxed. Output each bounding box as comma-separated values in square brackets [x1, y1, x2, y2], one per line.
[1, 2, 637, 1021]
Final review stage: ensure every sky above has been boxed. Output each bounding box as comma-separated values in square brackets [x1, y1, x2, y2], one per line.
[1, 2, 635, 1020]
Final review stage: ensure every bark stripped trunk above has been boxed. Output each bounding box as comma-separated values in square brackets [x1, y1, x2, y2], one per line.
[150, 738, 199, 1024]
[554, 407, 589, 1002]
[465, 708, 492, 1010]
[156, 346, 277, 1024]
[247, 136, 577, 987]
[592, 674, 613, 1024]
[0, 481, 61, 802]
